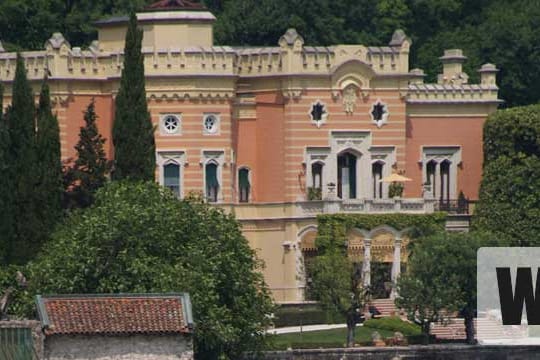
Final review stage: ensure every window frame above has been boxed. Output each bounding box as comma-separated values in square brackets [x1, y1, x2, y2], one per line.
[160, 114, 182, 135]
[156, 151, 186, 199]
[203, 113, 220, 135]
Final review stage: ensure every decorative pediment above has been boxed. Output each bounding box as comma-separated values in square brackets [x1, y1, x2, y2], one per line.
[45, 33, 71, 53]
[279, 28, 304, 49]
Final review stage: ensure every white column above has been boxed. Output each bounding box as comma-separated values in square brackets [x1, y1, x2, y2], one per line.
[390, 238, 402, 299]
[362, 239, 372, 287]
[434, 162, 441, 200]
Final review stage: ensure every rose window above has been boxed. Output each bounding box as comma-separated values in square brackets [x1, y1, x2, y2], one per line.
[163, 115, 180, 134]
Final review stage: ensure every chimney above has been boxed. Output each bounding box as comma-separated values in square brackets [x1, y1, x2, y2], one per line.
[478, 63, 499, 87]
[438, 49, 468, 85]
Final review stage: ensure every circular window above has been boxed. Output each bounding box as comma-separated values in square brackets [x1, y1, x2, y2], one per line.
[163, 115, 180, 134]
[204, 115, 219, 134]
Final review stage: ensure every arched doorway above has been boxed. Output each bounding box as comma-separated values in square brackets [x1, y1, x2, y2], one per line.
[299, 228, 318, 301]
[337, 151, 358, 199]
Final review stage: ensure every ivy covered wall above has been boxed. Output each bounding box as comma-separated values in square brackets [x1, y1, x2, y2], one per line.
[315, 213, 447, 253]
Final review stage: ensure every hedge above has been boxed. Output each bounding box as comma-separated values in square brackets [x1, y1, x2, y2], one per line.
[273, 304, 345, 327]
[474, 104, 540, 246]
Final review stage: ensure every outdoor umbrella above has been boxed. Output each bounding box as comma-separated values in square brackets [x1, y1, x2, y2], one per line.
[379, 173, 412, 183]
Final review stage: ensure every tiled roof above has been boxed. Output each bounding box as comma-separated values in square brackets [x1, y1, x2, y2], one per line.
[36, 294, 194, 336]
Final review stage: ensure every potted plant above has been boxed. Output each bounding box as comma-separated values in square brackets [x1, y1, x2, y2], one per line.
[327, 182, 336, 194]
[307, 187, 322, 201]
[388, 182, 404, 198]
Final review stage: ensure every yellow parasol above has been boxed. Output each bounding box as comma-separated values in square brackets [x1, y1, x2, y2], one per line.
[379, 173, 412, 183]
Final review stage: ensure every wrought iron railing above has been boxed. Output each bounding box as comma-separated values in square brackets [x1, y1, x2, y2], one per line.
[435, 199, 470, 214]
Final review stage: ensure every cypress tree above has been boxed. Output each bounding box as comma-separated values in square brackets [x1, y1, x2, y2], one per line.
[65, 99, 111, 209]
[112, 13, 155, 181]
[9, 54, 40, 264]
[36, 78, 63, 231]
[0, 83, 15, 264]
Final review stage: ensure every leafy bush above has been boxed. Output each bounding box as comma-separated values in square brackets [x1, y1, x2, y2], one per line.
[364, 316, 421, 336]
[388, 182, 404, 198]
[273, 304, 345, 327]
[307, 187, 322, 201]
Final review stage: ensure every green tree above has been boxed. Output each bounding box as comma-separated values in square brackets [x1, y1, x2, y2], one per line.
[311, 249, 367, 347]
[19, 181, 273, 359]
[8, 54, 40, 264]
[64, 99, 111, 209]
[0, 83, 16, 264]
[473, 105, 540, 245]
[112, 13, 155, 181]
[395, 234, 465, 343]
[36, 78, 63, 232]
[396, 231, 497, 344]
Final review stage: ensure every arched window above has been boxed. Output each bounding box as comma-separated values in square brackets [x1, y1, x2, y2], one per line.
[426, 160, 437, 196]
[337, 152, 357, 199]
[164, 163, 180, 198]
[311, 162, 323, 189]
[205, 162, 219, 203]
[440, 160, 451, 202]
[238, 168, 250, 203]
[372, 161, 384, 199]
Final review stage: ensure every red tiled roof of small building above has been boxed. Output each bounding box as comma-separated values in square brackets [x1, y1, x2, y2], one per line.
[145, 0, 206, 11]
[36, 294, 194, 336]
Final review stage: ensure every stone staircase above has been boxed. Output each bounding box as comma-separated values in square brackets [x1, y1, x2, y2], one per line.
[431, 317, 527, 341]
[370, 298, 399, 317]
[367, 299, 528, 342]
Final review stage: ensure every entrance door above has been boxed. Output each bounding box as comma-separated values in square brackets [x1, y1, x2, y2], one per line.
[338, 152, 357, 199]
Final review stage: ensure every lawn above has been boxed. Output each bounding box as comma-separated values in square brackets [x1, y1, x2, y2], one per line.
[268, 326, 396, 350]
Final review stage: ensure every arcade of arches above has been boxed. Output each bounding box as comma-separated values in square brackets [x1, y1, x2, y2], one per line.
[299, 225, 410, 300]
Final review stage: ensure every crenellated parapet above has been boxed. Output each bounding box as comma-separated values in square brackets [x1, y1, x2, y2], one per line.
[0, 12, 500, 107]
[405, 49, 501, 105]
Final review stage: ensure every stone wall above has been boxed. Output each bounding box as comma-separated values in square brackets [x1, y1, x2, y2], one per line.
[252, 345, 540, 360]
[44, 334, 193, 360]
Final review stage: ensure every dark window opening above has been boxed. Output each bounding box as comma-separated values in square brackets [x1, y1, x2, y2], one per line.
[371, 102, 386, 121]
[372, 162, 383, 199]
[310, 102, 326, 121]
[206, 162, 219, 203]
[239, 168, 250, 203]
[164, 163, 180, 197]
[337, 152, 357, 199]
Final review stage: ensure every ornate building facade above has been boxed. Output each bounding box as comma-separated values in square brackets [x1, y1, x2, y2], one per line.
[0, 1, 501, 302]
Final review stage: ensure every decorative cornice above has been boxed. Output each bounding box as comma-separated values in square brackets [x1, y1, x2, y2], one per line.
[146, 91, 233, 101]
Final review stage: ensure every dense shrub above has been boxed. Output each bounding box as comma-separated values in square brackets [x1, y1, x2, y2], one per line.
[474, 105, 540, 246]
[273, 304, 345, 327]
[364, 316, 421, 336]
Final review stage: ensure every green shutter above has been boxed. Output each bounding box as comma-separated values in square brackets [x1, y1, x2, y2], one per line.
[164, 164, 180, 186]
[239, 169, 250, 188]
[206, 164, 219, 187]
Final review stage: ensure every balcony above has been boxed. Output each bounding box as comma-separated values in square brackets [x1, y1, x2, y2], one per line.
[294, 197, 436, 217]
[435, 199, 470, 214]
[221, 197, 436, 221]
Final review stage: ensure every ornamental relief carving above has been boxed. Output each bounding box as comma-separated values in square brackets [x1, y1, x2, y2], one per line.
[343, 85, 357, 114]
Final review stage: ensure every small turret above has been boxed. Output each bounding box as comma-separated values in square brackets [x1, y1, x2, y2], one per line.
[438, 49, 468, 85]
[478, 63, 499, 87]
